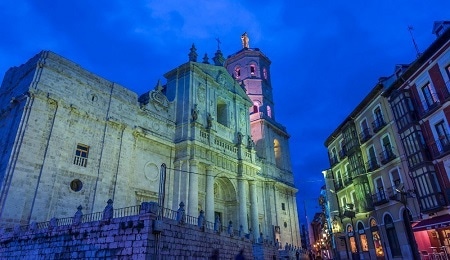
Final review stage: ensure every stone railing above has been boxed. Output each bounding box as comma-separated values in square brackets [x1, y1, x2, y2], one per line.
[1, 200, 246, 240]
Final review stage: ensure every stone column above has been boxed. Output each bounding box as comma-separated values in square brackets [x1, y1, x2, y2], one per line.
[206, 166, 215, 223]
[249, 180, 260, 238]
[238, 178, 248, 232]
[188, 160, 199, 217]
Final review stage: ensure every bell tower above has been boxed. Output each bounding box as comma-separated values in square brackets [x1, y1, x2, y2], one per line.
[225, 34, 275, 121]
[224, 34, 291, 172]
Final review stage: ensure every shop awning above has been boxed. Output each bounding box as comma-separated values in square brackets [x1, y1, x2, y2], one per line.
[412, 214, 450, 232]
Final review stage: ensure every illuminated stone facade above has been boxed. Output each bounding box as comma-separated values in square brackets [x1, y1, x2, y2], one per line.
[0, 42, 300, 248]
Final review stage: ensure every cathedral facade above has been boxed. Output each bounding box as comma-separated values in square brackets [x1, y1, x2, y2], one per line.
[0, 38, 300, 247]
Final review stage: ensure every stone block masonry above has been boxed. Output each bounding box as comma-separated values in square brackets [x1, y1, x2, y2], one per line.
[0, 202, 279, 259]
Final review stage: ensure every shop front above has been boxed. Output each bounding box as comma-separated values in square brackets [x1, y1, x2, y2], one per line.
[413, 214, 450, 258]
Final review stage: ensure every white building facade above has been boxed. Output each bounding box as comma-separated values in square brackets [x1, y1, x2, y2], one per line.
[0, 39, 300, 247]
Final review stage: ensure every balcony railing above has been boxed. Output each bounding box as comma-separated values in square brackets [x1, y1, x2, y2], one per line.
[359, 128, 372, 143]
[339, 148, 347, 160]
[372, 117, 387, 133]
[365, 158, 380, 172]
[438, 80, 450, 100]
[372, 189, 389, 206]
[386, 184, 403, 200]
[334, 179, 344, 191]
[380, 146, 396, 165]
[343, 173, 352, 185]
[429, 135, 450, 159]
[329, 155, 339, 167]
[417, 94, 440, 118]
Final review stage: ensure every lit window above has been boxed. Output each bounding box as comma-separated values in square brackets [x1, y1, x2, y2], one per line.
[267, 106, 272, 118]
[274, 139, 282, 167]
[358, 222, 369, 251]
[235, 67, 241, 78]
[250, 65, 256, 75]
[370, 219, 385, 257]
[74, 144, 89, 167]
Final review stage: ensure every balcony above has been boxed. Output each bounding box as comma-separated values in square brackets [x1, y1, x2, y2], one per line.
[339, 147, 347, 160]
[372, 117, 387, 133]
[429, 135, 450, 159]
[365, 158, 380, 172]
[445, 80, 450, 100]
[419, 192, 446, 213]
[334, 179, 344, 191]
[372, 189, 389, 206]
[380, 146, 396, 165]
[343, 173, 352, 185]
[417, 95, 440, 118]
[329, 155, 339, 167]
[359, 128, 372, 144]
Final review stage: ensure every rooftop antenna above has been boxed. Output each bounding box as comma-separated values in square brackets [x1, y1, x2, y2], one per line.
[408, 25, 421, 57]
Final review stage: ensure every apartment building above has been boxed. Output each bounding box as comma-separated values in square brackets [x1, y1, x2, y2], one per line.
[383, 21, 450, 256]
[325, 75, 420, 259]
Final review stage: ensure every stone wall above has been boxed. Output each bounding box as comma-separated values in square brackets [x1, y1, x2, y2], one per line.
[0, 202, 279, 259]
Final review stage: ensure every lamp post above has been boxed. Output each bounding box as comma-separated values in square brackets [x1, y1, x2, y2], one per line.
[344, 203, 360, 260]
[395, 188, 420, 260]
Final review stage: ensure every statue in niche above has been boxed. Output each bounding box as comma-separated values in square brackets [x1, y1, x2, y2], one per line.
[241, 32, 249, 48]
[237, 132, 243, 145]
[191, 104, 199, 121]
[207, 113, 213, 128]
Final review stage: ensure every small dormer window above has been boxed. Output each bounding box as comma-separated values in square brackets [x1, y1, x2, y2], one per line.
[250, 65, 256, 75]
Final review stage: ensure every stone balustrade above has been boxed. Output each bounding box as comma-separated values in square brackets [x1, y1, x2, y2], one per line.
[0, 200, 279, 259]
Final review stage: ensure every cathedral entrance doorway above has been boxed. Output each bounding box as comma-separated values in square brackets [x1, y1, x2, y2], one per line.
[214, 177, 238, 229]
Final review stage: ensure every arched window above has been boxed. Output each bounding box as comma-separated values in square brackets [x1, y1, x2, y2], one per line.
[369, 218, 385, 257]
[357, 222, 369, 252]
[267, 106, 272, 118]
[347, 224, 357, 253]
[252, 102, 259, 114]
[250, 64, 256, 75]
[274, 139, 282, 168]
[385, 214, 402, 257]
[234, 67, 241, 78]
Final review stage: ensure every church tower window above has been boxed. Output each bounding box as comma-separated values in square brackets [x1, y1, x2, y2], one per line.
[234, 67, 241, 78]
[274, 139, 282, 168]
[74, 143, 89, 167]
[253, 105, 258, 113]
[267, 106, 272, 118]
[250, 65, 256, 75]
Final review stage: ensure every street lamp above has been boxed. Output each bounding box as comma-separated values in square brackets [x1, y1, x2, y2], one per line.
[394, 187, 420, 260]
[330, 191, 351, 260]
[343, 203, 359, 260]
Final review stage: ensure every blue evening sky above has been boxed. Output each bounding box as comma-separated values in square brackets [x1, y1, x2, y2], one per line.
[1, 0, 449, 227]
